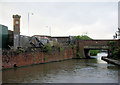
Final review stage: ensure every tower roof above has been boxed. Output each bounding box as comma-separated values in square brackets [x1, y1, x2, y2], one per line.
[13, 14, 21, 18]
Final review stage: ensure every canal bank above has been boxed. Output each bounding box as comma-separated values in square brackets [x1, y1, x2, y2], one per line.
[2, 54, 119, 83]
[102, 57, 120, 66]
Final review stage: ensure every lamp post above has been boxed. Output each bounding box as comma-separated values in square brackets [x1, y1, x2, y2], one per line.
[45, 26, 51, 36]
[118, 28, 120, 39]
[28, 12, 33, 36]
[49, 26, 51, 36]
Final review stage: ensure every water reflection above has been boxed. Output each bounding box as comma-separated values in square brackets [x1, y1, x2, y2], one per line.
[2, 53, 119, 83]
[91, 52, 108, 64]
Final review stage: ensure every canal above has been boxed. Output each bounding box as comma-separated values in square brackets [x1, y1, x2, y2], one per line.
[2, 53, 119, 83]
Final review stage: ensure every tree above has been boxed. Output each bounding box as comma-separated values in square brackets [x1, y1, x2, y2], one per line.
[76, 35, 92, 40]
[108, 41, 120, 59]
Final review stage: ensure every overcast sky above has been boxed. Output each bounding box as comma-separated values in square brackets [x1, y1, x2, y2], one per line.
[0, 0, 119, 39]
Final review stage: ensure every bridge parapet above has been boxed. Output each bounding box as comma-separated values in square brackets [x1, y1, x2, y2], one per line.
[84, 45, 109, 49]
[83, 41, 110, 46]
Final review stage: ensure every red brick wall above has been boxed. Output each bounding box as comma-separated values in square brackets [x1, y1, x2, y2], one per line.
[81, 40, 119, 46]
[2, 47, 76, 69]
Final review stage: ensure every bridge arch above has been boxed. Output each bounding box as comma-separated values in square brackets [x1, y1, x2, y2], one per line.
[76, 40, 119, 58]
[84, 48, 109, 58]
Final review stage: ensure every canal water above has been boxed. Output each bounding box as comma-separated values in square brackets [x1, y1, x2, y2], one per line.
[2, 53, 119, 83]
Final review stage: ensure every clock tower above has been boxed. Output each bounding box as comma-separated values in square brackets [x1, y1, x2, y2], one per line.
[13, 15, 21, 34]
[13, 14, 21, 49]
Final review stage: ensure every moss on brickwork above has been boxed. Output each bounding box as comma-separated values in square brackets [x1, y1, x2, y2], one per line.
[43, 44, 52, 52]
[76, 52, 84, 58]
[44, 56, 48, 62]
[60, 47, 64, 52]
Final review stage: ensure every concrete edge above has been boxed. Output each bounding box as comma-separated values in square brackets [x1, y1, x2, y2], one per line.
[101, 57, 120, 85]
[101, 57, 120, 66]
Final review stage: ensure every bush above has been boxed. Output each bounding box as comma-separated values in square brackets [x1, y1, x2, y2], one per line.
[60, 47, 64, 52]
[76, 52, 84, 58]
[113, 47, 120, 59]
[43, 44, 52, 52]
[72, 45, 76, 49]
[90, 50, 100, 56]
[76, 35, 92, 40]
[109, 41, 120, 59]
[109, 41, 116, 45]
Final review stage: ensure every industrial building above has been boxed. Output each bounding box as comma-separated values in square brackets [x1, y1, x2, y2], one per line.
[0, 14, 74, 50]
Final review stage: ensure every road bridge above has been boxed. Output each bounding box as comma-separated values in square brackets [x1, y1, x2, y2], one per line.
[76, 40, 120, 58]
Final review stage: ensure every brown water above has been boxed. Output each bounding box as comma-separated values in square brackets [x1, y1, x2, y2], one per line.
[2, 54, 119, 83]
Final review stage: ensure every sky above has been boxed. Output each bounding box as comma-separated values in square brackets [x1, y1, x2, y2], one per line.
[0, 0, 119, 39]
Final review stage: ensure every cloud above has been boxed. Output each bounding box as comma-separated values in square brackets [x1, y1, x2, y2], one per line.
[0, 0, 119, 2]
[0, 2, 118, 39]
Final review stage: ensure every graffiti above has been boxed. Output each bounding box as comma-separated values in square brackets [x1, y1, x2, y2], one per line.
[5, 55, 10, 63]
[2, 51, 10, 63]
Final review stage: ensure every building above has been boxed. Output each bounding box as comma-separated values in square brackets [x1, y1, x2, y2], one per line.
[0, 25, 8, 49]
[13, 14, 21, 49]
[51, 36, 69, 43]
[0, 14, 75, 49]
[8, 30, 14, 47]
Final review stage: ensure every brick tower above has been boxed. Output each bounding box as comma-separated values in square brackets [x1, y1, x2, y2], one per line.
[13, 15, 21, 34]
[13, 14, 21, 49]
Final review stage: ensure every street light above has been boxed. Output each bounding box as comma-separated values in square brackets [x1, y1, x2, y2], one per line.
[49, 26, 51, 36]
[28, 12, 34, 36]
[45, 26, 51, 36]
[118, 28, 120, 39]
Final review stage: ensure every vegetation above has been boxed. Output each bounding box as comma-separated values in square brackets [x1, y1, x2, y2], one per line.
[43, 44, 52, 52]
[112, 46, 120, 59]
[90, 50, 100, 56]
[44, 56, 48, 62]
[75, 35, 92, 58]
[76, 35, 92, 40]
[76, 52, 84, 58]
[108, 41, 116, 45]
[108, 41, 120, 59]
[60, 47, 64, 52]
[72, 45, 76, 49]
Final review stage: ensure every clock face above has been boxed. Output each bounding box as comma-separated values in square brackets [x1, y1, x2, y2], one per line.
[16, 21, 19, 24]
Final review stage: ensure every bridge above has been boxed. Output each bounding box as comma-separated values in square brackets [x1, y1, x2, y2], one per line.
[76, 40, 120, 58]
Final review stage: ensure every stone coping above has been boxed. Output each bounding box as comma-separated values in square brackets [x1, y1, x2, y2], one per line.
[102, 57, 120, 66]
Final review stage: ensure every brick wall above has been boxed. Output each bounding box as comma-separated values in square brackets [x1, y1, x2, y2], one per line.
[2, 46, 76, 69]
